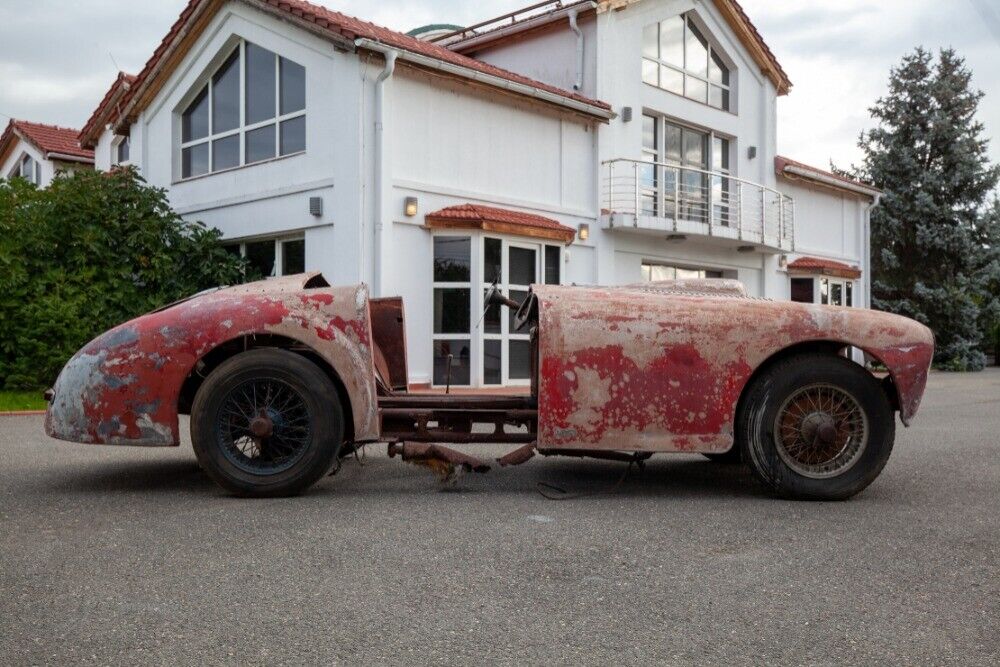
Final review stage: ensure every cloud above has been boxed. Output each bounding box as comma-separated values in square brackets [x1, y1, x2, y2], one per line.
[0, 0, 996, 171]
[740, 0, 1000, 167]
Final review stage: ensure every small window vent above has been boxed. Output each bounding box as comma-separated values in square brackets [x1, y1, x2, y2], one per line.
[309, 196, 323, 217]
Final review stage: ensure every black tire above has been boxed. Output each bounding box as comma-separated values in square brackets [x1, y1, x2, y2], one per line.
[702, 448, 743, 464]
[191, 348, 345, 497]
[737, 353, 895, 500]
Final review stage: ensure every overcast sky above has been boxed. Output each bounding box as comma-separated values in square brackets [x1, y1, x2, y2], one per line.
[1, 0, 998, 170]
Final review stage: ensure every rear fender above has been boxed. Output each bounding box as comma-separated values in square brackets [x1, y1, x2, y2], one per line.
[45, 282, 378, 446]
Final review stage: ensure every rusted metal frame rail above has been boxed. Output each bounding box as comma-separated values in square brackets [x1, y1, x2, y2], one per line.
[378, 395, 537, 445]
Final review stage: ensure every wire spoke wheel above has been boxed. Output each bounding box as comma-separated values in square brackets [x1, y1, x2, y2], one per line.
[773, 383, 869, 479]
[215, 378, 312, 475]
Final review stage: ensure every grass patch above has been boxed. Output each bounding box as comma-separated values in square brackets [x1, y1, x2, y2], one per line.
[0, 390, 47, 412]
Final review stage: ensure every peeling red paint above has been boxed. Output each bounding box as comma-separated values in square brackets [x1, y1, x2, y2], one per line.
[46, 274, 378, 447]
[534, 283, 934, 453]
[46, 274, 933, 461]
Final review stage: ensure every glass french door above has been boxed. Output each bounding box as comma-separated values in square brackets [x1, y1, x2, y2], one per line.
[481, 238, 538, 386]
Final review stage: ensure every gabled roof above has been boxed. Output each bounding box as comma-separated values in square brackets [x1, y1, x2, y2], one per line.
[0, 120, 94, 166]
[712, 0, 791, 95]
[443, 0, 791, 96]
[426, 203, 577, 244]
[108, 0, 613, 136]
[775, 156, 881, 199]
[787, 256, 862, 280]
[79, 72, 137, 149]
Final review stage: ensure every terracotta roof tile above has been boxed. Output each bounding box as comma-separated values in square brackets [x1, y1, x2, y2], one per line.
[79, 72, 137, 148]
[1, 119, 93, 162]
[723, 0, 791, 94]
[426, 203, 577, 244]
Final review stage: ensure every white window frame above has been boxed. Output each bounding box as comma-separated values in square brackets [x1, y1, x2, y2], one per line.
[430, 231, 562, 388]
[790, 276, 855, 307]
[641, 261, 725, 281]
[642, 113, 733, 225]
[177, 38, 306, 181]
[11, 153, 41, 185]
[112, 135, 131, 166]
[819, 277, 854, 307]
[481, 238, 542, 387]
[225, 235, 305, 278]
[432, 234, 474, 388]
[643, 12, 733, 112]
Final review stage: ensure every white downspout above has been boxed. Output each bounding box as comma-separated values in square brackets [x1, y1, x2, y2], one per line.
[863, 193, 882, 310]
[568, 8, 584, 91]
[371, 47, 397, 297]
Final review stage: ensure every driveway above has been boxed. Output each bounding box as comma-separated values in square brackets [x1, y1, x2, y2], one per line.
[1, 370, 998, 665]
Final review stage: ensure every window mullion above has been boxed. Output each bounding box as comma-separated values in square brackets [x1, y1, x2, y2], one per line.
[207, 77, 214, 171]
[274, 52, 280, 152]
[239, 39, 246, 167]
[681, 16, 687, 71]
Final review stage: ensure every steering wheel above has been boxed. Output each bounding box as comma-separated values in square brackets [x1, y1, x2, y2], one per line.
[483, 279, 501, 315]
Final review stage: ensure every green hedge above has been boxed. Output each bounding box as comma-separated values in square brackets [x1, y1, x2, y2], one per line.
[0, 168, 246, 390]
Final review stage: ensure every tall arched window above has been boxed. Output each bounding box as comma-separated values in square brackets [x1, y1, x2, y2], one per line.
[643, 13, 731, 111]
[180, 39, 306, 178]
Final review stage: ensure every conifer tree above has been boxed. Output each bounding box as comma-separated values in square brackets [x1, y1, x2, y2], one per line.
[853, 48, 999, 370]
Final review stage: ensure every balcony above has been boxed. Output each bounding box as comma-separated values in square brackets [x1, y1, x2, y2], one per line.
[601, 158, 795, 252]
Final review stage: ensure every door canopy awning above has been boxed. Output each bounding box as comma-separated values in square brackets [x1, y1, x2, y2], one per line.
[425, 203, 577, 244]
[788, 256, 861, 280]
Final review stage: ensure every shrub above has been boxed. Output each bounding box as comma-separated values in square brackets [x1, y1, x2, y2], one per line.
[0, 168, 246, 389]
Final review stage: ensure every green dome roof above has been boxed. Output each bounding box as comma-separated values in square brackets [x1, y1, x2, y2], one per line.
[406, 24, 464, 37]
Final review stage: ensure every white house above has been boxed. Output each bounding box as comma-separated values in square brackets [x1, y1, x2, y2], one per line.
[78, 0, 880, 388]
[0, 119, 94, 187]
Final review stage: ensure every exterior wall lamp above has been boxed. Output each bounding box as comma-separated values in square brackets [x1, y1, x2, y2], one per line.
[404, 196, 418, 217]
[578, 223, 590, 241]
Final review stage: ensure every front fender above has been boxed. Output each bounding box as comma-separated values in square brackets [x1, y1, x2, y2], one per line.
[816, 309, 934, 426]
[45, 280, 378, 446]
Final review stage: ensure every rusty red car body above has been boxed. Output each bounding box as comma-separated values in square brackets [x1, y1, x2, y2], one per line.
[534, 281, 934, 454]
[45, 274, 379, 447]
[44, 273, 933, 498]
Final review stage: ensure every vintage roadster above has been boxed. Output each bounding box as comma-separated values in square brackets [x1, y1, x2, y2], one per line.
[45, 273, 933, 500]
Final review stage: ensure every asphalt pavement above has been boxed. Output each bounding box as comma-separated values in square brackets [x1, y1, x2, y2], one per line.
[1, 370, 998, 665]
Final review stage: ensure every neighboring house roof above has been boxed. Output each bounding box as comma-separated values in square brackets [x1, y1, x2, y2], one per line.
[79, 72, 137, 149]
[0, 119, 94, 167]
[442, 0, 791, 95]
[775, 156, 881, 199]
[787, 256, 862, 280]
[425, 203, 577, 244]
[107, 0, 613, 138]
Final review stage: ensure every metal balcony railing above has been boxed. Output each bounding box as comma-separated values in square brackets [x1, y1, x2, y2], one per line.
[602, 158, 795, 251]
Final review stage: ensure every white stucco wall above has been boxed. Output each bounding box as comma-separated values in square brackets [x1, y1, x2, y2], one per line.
[458, 0, 785, 296]
[131, 1, 365, 286]
[94, 129, 115, 172]
[599, 0, 781, 295]
[120, 0, 603, 385]
[778, 175, 872, 308]
[381, 66, 600, 384]
[469, 14, 599, 96]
